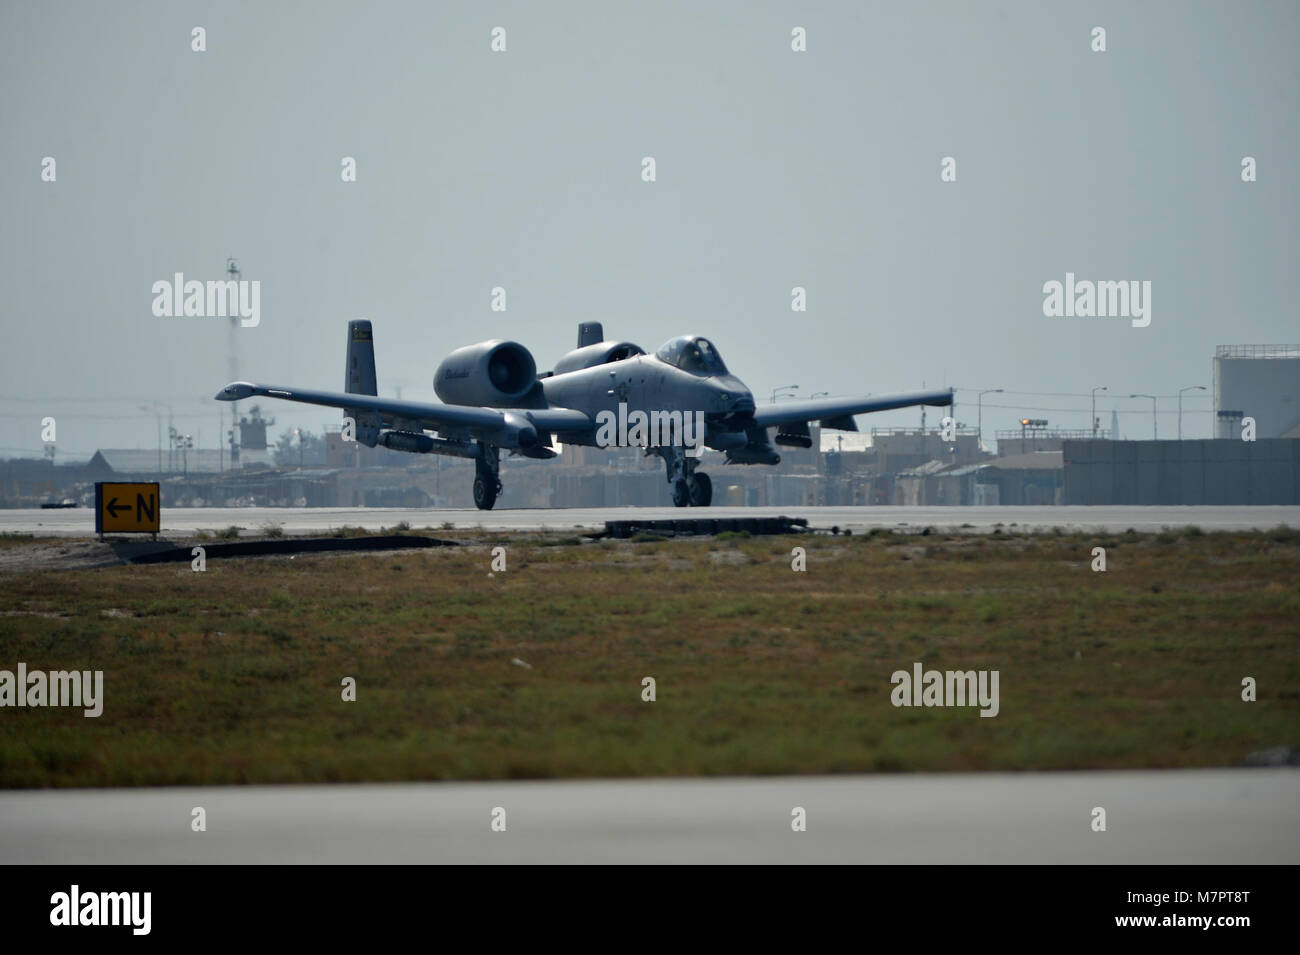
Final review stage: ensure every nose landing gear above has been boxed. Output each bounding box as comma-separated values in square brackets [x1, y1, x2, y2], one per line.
[671, 477, 690, 507]
[687, 471, 712, 507]
[661, 445, 713, 508]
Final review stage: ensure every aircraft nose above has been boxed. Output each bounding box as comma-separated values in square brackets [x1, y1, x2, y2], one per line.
[712, 379, 754, 413]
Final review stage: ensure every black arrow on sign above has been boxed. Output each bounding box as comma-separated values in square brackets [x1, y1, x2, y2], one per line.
[106, 498, 131, 518]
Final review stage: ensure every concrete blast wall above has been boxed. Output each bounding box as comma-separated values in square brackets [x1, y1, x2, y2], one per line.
[1063, 439, 1300, 505]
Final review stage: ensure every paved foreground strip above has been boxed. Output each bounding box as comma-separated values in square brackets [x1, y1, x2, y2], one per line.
[2, 769, 1296, 864]
[4, 504, 1299, 537]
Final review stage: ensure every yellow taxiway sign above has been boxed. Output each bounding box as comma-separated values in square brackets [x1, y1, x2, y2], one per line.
[95, 482, 160, 534]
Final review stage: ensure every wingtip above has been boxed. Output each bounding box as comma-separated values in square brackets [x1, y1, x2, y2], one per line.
[214, 382, 255, 401]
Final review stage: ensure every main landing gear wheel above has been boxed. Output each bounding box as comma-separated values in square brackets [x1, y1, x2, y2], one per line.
[671, 478, 690, 508]
[474, 474, 499, 510]
[474, 443, 502, 511]
[687, 472, 712, 507]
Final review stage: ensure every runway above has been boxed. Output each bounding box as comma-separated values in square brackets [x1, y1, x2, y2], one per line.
[4, 504, 1298, 537]
[1, 769, 1295, 864]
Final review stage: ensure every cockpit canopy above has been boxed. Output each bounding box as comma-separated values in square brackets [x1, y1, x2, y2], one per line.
[655, 336, 729, 376]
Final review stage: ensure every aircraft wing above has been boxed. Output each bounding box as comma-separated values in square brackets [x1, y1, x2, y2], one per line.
[751, 388, 954, 431]
[214, 381, 592, 437]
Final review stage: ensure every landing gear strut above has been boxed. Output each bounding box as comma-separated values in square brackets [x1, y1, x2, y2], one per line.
[474, 444, 502, 510]
[660, 446, 712, 508]
[671, 478, 690, 507]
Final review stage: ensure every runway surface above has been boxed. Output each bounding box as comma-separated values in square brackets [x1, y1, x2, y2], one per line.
[4, 504, 1299, 537]
[2, 769, 1296, 864]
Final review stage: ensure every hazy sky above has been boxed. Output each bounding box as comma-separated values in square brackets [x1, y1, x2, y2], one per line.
[2, 0, 1297, 459]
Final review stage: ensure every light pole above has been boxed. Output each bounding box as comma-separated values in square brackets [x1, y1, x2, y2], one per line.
[771, 384, 799, 403]
[1130, 394, 1157, 440]
[1178, 385, 1206, 440]
[978, 389, 1003, 452]
[1091, 386, 1107, 438]
[173, 432, 193, 477]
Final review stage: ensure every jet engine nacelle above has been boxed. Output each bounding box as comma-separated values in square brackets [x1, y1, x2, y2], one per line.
[434, 340, 539, 407]
[552, 341, 645, 376]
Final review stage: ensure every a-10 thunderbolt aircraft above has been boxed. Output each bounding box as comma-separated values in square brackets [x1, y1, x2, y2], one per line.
[216, 320, 953, 510]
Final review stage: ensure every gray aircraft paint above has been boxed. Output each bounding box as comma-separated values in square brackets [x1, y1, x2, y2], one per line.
[216, 320, 952, 509]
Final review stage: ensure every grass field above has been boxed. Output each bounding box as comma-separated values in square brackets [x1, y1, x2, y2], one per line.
[1, 526, 1297, 787]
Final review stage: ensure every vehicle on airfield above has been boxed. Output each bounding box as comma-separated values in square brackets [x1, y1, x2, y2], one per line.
[216, 321, 953, 510]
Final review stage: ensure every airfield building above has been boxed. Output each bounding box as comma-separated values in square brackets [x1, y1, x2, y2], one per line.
[1213, 345, 1300, 439]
